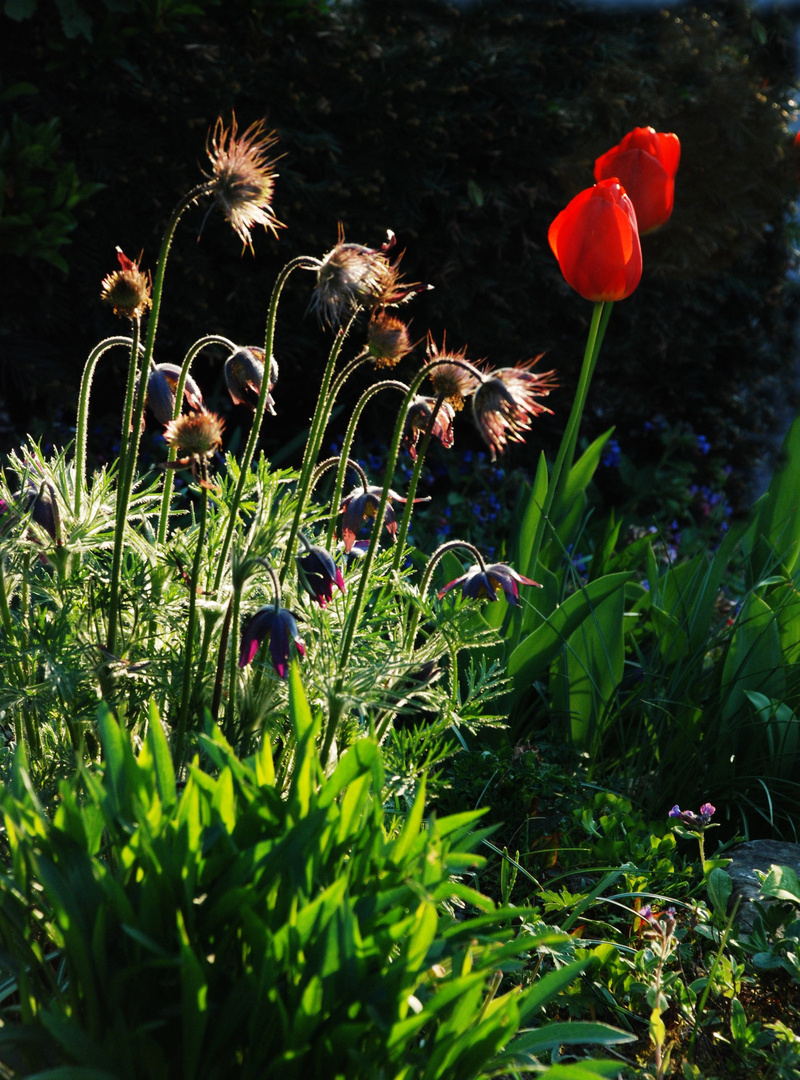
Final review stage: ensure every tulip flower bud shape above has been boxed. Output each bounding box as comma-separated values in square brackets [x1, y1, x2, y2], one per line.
[548, 179, 642, 302]
[593, 126, 681, 235]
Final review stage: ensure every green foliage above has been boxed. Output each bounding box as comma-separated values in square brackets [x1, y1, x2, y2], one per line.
[0, 106, 103, 271]
[0, 667, 631, 1078]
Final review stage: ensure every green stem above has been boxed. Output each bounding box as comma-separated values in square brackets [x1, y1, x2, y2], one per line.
[214, 256, 317, 595]
[107, 185, 207, 656]
[320, 360, 482, 768]
[526, 300, 612, 579]
[175, 486, 208, 763]
[74, 334, 141, 517]
[404, 540, 487, 649]
[279, 336, 366, 585]
[391, 392, 445, 567]
[211, 596, 234, 724]
[324, 379, 410, 548]
[338, 360, 481, 671]
[157, 334, 237, 545]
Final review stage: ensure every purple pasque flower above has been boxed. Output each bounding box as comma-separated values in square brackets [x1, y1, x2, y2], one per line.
[669, 802, 715, 830]
[437, 562, 541, 605]
[402, 396, 456, 462]
[238, 605, 306, 678]
[471, 358, 557, 461]
[297, 545, 345, 608]
[146, 364, 204, 425]
[338, 485, 428, 555]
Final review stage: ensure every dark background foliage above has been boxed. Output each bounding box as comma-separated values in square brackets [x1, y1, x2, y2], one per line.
[2, 0, 800, 518]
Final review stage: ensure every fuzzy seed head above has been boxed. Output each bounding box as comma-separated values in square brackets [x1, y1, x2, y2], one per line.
[101, 248, 152, 320]
[163, 409, 225, 459]
[204, 115, 284, 249]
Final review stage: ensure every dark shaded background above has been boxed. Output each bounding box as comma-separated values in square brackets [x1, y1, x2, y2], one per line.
[2, 0, 800, 521]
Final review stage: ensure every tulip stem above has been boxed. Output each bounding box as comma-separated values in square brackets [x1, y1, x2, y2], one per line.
[525, 300, 613, 581]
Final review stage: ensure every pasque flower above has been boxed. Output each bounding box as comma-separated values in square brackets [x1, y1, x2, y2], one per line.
[238, 605, 306, 677]
[339, 485, 428, 554]
[297, 544, 345, 608]
[224, 346, 279, 413]
[594, 126, 681, 235]
[100, 248, 152, 320]
[204, 115, 284, 249]
[309, 227, 429, 328]
[425, 335, 479, 410]
[146, 363, 204, 425]
[367, 310, 413, 368]
[163, 408, 225, 489]
[548, 179, 642, 301]
[402, 396, 456, 461]
[472, 359, 557, 460]
[438, 562, 540, 605]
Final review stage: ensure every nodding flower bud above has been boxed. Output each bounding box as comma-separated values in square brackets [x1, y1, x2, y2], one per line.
[145, 364, 204, 425]
[100, 248, 152, 320]
[224, 346, 278, 413]
[26, 479, 61, 544]
[402, 396, 456, 461]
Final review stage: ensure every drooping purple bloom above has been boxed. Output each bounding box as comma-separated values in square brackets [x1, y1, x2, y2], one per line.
[297, 545, 345, 608]
[338, 485, 428, 555]
[146, 364, 204, 425]
[437, 562, 541, 606]
[238, 605, 306, 678]
[669, 803, 715, 830]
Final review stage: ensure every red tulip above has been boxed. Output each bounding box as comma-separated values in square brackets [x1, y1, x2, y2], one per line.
[548, 179, 642, 302]
[593, 126, 681, 235]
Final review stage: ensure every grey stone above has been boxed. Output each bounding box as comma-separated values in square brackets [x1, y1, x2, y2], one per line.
[725, 840, 800, 934]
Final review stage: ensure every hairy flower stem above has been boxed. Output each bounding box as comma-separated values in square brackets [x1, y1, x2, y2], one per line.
[279, 333, 365, 586]
[175, 486, 208, 764]
[324, 380, 410, 548]
[156, 334, 237, 544]
[214, 257, 316, 595]
[321, 359, 482, 767]
[74, 334, 142, 517]
[211, 595, 235, 723]
[526, 300, 612, 579]
[404, 540, 487, 649]
[391, 392, 446, 567]
[106, 185, 207, 657]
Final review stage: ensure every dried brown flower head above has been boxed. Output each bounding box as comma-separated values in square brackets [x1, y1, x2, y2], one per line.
[472, 357, 557, 460]
[204, 115, 284, 250]
[309, 227, 429, 328]
[163, 408, 225, 489]
[366, 311, 413, 368]
[425, 334, 480, 411]
[100, 248, 152, 320]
